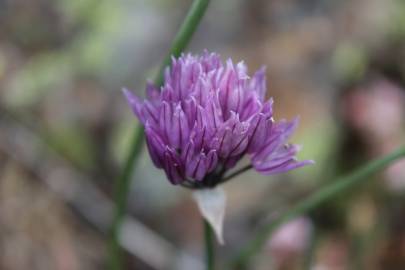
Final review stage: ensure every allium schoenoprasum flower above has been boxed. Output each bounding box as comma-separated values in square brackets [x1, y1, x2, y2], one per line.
[124, 51, 313, 188]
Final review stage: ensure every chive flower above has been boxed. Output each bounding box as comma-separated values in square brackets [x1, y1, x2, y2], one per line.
[124, 51, 313, 187]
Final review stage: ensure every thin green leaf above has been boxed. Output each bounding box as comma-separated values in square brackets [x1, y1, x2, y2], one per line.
[230, 146, 405, 269]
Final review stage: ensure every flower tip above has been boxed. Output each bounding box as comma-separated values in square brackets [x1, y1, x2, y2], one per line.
[259, 65, 267, 73]
[122, 87, 144, 119]
[170, 55, 177, 64]
[294, 144, 303, 151]
[289, 116, 301, 129]
[122, 87, 135, 102]
[300, 159, 316, 167]
[226, 58, 234, 67]
[122, 87, 130, 95]
[123, 87, 139, 100]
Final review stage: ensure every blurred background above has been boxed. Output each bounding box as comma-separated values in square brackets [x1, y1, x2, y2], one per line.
[1, 0, 405, 269]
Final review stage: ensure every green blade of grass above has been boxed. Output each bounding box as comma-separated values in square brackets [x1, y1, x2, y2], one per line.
[230, 146, 405, 269]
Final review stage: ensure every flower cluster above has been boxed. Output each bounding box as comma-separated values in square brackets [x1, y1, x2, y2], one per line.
[124, 51, 312, 187]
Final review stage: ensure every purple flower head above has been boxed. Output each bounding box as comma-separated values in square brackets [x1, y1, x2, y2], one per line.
[124, 51, 313, 187]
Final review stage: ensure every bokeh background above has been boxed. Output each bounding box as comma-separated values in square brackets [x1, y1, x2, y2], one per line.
[1, 0, 405, 269]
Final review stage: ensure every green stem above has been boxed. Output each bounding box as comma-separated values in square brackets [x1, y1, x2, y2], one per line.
[220, 165, 253, 184]
[230, 146, 405, 269]
[204, 220, 215, 270]
[108, 1, 210, 269]
[155, 0, 210, 86]
[108, 127, 144, 270]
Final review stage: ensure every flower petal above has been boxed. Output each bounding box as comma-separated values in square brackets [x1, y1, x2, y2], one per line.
[193, 187, 226, 245]
[255, 159, 314, 175]
[252, 117, 299, 163]
[249, 66, 266, 101]
[206, 150, 218, 173]
[123, 88, 145, 122]
[163, 148, 185, 184]
[144, 125, 166, 168]
[146, 81, 160, 101]
[247, 113, 272, 153]
[186, 152, 207, 181]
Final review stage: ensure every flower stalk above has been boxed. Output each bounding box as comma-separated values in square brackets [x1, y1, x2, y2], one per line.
[204, 220, 215, 270]
[109, 1, 210, 269]
[155, 0, 211, 86]
[220, 165, 253, 184]
[230, 146, 405, 269]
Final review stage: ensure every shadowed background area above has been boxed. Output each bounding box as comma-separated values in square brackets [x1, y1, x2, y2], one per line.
[1, 0, 405, 269]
